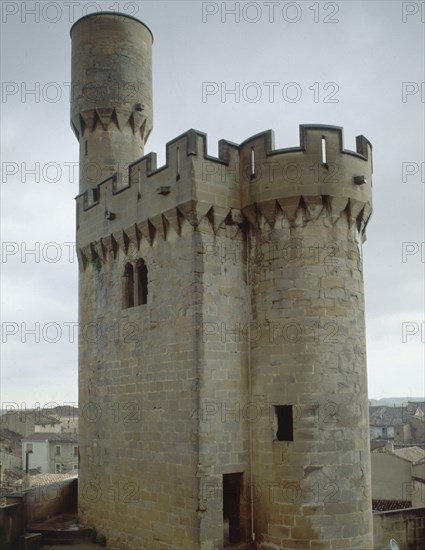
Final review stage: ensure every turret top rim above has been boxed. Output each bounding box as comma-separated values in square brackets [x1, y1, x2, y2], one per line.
[70, 12, 154, 42]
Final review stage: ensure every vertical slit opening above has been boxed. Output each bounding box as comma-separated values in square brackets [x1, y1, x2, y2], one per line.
[250, 147, 255, 180]
[176, 147, 180, 181]
[137, 169, 141, 200]
[124, 263, 134, 308]
[85, 140, 88, 156]
[321, 136, 327, 165]
[137, 259, 148, 306]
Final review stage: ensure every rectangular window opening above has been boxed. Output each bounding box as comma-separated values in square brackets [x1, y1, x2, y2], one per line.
[55, 445, 61, 456]
[85, 140, 88, 156]
[275, 405, 294, 442]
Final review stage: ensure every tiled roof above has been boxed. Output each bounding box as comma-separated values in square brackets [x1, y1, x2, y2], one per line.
[0, 428, 23, 442]
[369, 406, 406, 427]
[29, 473, 77, 487]
[372, 499, 412, 512]
[392, 446, 425, 464]
[34, 416, 61, 425]
[23, 432, 78, 443]
[48, 405, 79, 418]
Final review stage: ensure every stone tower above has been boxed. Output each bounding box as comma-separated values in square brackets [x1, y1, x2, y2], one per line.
[71, 12, 374, 550]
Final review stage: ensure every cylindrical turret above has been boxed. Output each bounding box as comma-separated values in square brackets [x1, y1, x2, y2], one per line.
[240, 126, 374, 549]
[70, 12, 153, 193]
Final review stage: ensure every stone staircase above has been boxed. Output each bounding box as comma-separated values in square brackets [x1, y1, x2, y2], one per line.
[26, 513, 93, 546]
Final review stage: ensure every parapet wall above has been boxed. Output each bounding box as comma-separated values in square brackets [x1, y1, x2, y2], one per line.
[373, 506, 425, 550]
[75, 125, 373, 267]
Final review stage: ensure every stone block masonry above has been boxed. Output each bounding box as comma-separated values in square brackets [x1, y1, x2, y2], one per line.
[71, 12, 374, 550]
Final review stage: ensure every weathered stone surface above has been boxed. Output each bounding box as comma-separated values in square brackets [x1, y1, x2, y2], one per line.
[71, 12, 374, 550]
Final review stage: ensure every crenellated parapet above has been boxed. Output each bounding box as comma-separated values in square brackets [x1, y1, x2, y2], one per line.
[238, 124, 372, 231]
[75, 125, 372, 268]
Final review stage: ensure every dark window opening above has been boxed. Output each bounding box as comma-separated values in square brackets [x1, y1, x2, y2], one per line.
[85, 140, 88, 156]
[275, 405, 294, 441]
[124, 263, 134, 308]
[223, 473, 242, 546]
[137, 259, 148, 306]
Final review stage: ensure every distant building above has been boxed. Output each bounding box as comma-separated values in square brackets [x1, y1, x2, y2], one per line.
[1, 407, 78, 437]
[409, 408, 425, 444]
[46, 405, 79, 434]
[369, 406, 407, 441]
[33, 416, 62, 433]
[22, 433, 79, 474]
[0, 429, 23, 472]
[369, 404, 425, 445]
[371, 443, 425, 510]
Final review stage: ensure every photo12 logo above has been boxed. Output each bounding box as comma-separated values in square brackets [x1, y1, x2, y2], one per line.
[2, 242, 77, 264]
[200, 479, 340, 505]
[202, 81, 340, 104]
[201, 2, 340, 24]
[402, 162, 425, 183]
[401, 2, 425, 22]
[401, 242, 425, 263]
[1, 2, 140, 24]
[1, 319, 142, 345]
[401, 322, 425, 343]
[402, 82, 425, 103]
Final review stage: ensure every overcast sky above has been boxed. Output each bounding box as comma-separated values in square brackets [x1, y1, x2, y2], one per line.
[1, 0, 424, 408]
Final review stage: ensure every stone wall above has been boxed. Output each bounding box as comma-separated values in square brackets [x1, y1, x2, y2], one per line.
[71, 13, 374, 547]
[75, 125, 374, 550]
[248, 206, 373, 549]
[0, 502, 24, 550]
[9, 478, 77, 525]
[78, 228, 201, 549]
[371, 454, 412, 501]
[0, 449, 22, 470]
[373, 507, 425, 550]
[0, 478, 77, 549]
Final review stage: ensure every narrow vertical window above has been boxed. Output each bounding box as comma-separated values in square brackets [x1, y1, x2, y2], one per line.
[137, 259, 148, 306]
[124, 263, 134, 308]
[137, 168, 141, 199]
[85, 140, 88, 156]
[176, 147, 180, 181]
[275, 405, 294, 441]
[321, 136, 327, 165]
[250, 147, 256, 180]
